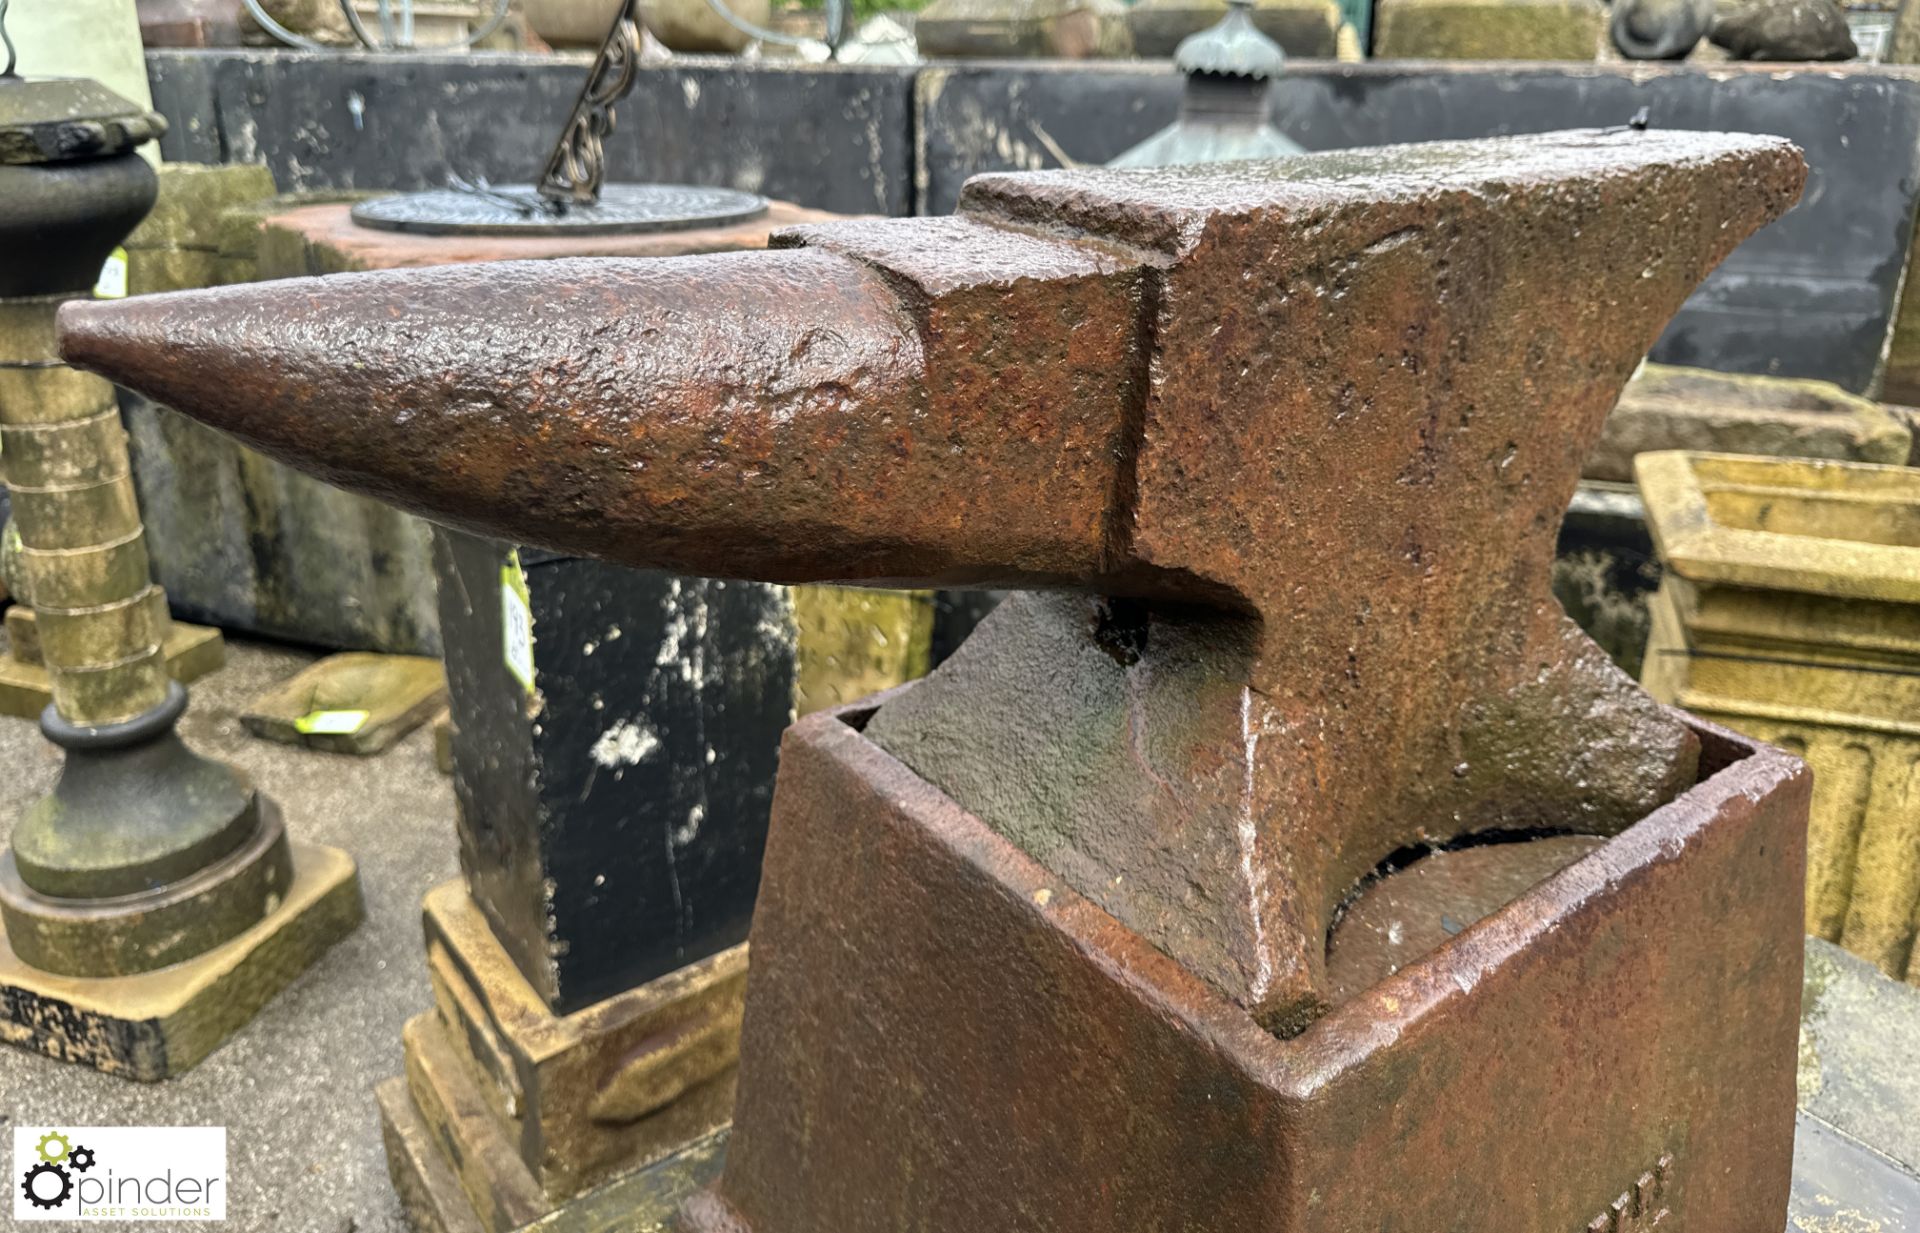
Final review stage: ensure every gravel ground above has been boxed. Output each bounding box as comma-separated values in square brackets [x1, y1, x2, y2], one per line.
[0, 636, 458, 1232]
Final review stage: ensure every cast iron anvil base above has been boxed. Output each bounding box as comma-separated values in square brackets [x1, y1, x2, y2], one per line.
[681, 688, 1809, 1233]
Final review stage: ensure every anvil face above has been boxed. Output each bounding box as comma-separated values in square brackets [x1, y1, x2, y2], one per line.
[683, 696, 1809, 1233]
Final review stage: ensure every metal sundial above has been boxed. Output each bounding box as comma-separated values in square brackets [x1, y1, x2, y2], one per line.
[349, 0, 769, 236]
[351, 182, 770, 236]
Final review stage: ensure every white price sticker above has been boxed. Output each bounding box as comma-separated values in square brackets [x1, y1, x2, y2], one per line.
[93, 247, 129, 300]
[501, 553, 535, 693]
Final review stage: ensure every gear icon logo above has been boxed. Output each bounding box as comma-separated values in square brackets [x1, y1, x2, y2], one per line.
[18, 1131, 90, 1212]
[20, 1160, 71, 1210]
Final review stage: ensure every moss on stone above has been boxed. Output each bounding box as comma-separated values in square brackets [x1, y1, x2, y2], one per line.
[791, 585, 934, 715]
[1373, 0, 1602, 59]
[126, 162, 278, 253]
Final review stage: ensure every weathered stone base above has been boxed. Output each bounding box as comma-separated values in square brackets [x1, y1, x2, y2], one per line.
[377, 882, 743, 1232]
[241, 652, 448, 755]
[1644, 579, 1920, 980]
[0, 841, 361, 1080]
[0, 613, 224, 720]
[0, 799, 291, 978]
[377, 1076, 727, 1233]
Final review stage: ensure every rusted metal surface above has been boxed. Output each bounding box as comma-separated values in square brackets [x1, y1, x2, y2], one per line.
[62, 131, 1815, 1226]
[683, 705, 1809, 1233]
[61, 130, 1805, 1037]
[1322, 831, 1608, 1004]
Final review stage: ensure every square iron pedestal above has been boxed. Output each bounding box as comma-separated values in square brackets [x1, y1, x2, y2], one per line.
[684, 695, 1811, 1233]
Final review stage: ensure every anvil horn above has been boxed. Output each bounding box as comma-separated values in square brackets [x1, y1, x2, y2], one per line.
[58, 246, 1138, 593]
[62, 130, 1806, 1031]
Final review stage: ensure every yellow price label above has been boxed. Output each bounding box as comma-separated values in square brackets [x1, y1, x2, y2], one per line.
[94, 247, 129, 300]
[294, 708, 370, 735]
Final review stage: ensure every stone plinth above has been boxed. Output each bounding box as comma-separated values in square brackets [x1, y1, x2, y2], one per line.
[430, 528, 965, 1013]
[240, 652, 448, 756]
[432, 532, 793, 1016]
[381, 883, 740, 1232]
[124, 162, 277, 295]
[1553, 363, 1913, 676]
[1371, 0, 1604, 57]
[1590, 363, 1911, 483]
[1126, 0, 1346, 54]
[913, 0, 1134, 56]
[0, 841, 361, 1080]
[1639, 451, 1920, 981]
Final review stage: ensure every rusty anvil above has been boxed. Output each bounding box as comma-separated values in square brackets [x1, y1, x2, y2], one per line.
[64, 129, 1812, 1231]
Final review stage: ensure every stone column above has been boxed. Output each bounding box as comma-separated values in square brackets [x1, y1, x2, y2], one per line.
[0, 71, 361, 1082]
[0, 160, 247, 720]
[0, 295, 168, 727]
